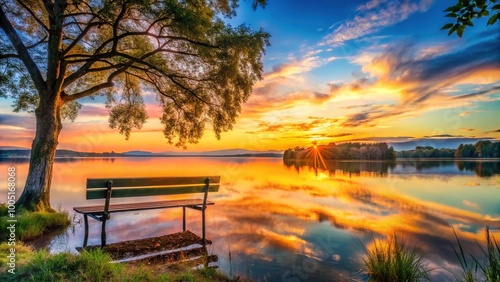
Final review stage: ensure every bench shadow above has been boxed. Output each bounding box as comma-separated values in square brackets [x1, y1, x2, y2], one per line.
[77, 230, 217, 267]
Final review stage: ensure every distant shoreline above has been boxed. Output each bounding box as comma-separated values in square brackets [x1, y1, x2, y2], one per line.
[0, 148, 284, 159]
[284, 158, 500, 161]
[0, 154, 284, 159]
[2, 156, 499, 161]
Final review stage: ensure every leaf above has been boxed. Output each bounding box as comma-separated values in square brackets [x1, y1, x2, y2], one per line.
[487, 13, 498, 25]
[446, 12, 458, 17]
[492, 4, 500, 10]
[482, 9, 490, 16]
[448, 24, 460, 35]
[465, 18, 474, 26]
[441, 23, 454, 30]
[457, 26, 465, 37]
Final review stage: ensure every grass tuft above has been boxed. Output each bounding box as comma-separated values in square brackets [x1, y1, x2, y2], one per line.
[452, 227, 500, 282]
[360, 233, 430, 282]
[0, 242, 248, 281]
[0, 203, 70, 241]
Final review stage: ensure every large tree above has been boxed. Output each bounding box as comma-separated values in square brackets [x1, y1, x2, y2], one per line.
[0, 0, 269, 211]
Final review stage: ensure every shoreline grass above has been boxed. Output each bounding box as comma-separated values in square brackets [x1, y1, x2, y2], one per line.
[452, 227, 500, 282]
[360, 233, 430, 282]
[0, 242, 248, 282]
[0, 204, 248, 281]
[0, 204, 70, 242]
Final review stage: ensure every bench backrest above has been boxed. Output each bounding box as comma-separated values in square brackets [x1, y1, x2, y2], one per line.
[86, 176, 220, 200]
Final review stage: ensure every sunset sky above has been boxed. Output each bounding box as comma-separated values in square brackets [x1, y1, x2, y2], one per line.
[1, 0, 499, 153]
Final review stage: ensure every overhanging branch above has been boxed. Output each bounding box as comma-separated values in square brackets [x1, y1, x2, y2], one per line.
[0, 5, 45, 93]
[16, 0, 49, 32]
[61, 81, 114, 102]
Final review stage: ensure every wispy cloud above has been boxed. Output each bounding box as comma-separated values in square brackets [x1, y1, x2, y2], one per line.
[78, 104, 109, 117]
[463, 200, 480, 210]
[247, 117, 340, 134]
[325, 0, 433, 46]
[0, 113, 35, 131]
[338, 38, 500, 127]
[423, 134, 464, 138]
[264, 54, 336, 80]
[346, 136, 415, 142]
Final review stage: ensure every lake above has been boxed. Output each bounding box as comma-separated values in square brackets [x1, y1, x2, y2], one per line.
[1, 157, 499, 281]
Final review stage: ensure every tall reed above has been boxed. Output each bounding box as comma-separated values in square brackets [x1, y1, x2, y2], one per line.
[452, 227, 500, 282]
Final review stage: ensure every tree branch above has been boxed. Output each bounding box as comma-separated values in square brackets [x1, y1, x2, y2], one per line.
[0, 53, 19, 59]
[0, 5, 45, 93]
[16, 0, 49, 32]
[62, 20, 102, 55]
[62, 12, 95, 18]
[62, 81, 114, 102]
[27, 36, 48, 49]
[62, 58, 132, 102]
[116, 52, 213, 106]
[112, 3, 127, 53]
[62, 51, 114, 88]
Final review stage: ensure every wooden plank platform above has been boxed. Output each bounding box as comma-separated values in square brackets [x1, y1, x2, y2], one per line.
[78, 231, 212, 261]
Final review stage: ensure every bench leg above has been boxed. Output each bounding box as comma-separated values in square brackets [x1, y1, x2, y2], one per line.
[101, 217, 107, 248]
[83, 214, 89, 248]
[183, 206, 186, 231]
[202, 208, 206, 245]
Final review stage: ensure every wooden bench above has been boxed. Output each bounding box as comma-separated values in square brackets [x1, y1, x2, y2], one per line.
[73, 176, 220, 248]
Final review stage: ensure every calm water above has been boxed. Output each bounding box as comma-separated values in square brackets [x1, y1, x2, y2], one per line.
[1, 157, 499, 281]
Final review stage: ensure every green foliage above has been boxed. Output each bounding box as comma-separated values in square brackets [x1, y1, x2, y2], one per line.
[0, 248, 117, 282]
[174, 271, 195, 282]
[456, 141, 500, 158]
[0, 242, 32, 273]
[61, 101, 82, 122]
[0, 205, 70, 241]
[284, 142, 396, 160]
[392, 141, 499, 159]
[360, 233, 430, 282]
[0, 244, 243, 282]
[442, 0, 500, 37]
[397, 146, 456, 158]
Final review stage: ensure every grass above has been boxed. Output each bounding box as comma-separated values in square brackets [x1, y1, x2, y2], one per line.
[0, 203, 70, 241]
[0, 242, 249, 281]
[360, 233, 430, 282]
[452, 227, 500, 282]
[0, 204, 249, 281]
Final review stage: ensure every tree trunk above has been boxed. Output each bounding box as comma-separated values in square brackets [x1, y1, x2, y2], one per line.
[17, 91, 63, 212]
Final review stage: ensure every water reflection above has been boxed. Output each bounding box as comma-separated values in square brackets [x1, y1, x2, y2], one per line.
[284, 159, 500, 177]
[284, 159, 395, 176]
[1, 157, 499, 281]
[456, 161, 500, 177]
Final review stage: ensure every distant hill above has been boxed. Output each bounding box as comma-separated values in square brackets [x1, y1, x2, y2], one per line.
[0, 148, 283, 158]
[123, 150, 154, 156]
[160, 148, 283, 156]
[0, 146, 29, 150]
[389, 138, 495, 151]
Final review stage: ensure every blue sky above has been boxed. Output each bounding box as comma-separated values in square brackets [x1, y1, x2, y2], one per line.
[1, 0, 499, 152]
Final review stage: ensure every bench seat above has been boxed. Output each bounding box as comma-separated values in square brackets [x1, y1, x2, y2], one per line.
[74, 199, 214, 214]
[73, 176, 220, 248]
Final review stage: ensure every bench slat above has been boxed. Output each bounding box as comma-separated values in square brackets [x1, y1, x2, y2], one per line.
[74, 199, 215, 214]
[87, 176, 220, 188]
[86, 184, 220, 199]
